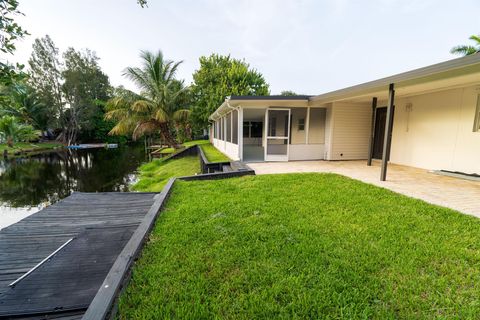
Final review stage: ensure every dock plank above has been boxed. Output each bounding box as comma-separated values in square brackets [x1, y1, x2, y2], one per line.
[0, 192, 157, 319]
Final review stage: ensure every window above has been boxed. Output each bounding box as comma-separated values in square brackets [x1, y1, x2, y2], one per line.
[268, 117, 277, 136]
[290, 108, 307, 145]
[243, 122, 250, 138]
[474, 94, 480, 132]
[232, 110, 238, 144]
[226, 112, 232, 142]
[298, 118, 305, 131]
[220, 118, 224, 140]
[251, 122, 263, 138]
[243, 121, 263, 138]
[308, 108, 326, 144]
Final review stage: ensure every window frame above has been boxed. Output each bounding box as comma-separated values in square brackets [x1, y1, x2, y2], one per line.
[298, 118, 305, 131]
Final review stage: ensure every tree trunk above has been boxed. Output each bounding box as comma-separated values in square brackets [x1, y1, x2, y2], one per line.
[6, 137, 13, 148]
[159, 122, 179, 148]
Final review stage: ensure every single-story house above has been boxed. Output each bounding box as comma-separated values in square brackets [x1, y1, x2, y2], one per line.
[208, 54, 480, 180]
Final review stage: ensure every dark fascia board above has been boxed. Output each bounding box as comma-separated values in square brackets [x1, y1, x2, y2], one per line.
[228, 95, 312, 101]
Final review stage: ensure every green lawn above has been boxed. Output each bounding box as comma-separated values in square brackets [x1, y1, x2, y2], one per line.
[131, 156, 199, 192]
[120, 173, 480, 319]
[0, 142, 63, 155]
[200, 143, 230, 163]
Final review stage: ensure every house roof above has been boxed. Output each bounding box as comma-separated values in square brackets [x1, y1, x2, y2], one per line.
[228, 95, 312, 100]
[209, 53, 480, 121]
[210, 96, 311, 120]
[310, 53, 480, 104]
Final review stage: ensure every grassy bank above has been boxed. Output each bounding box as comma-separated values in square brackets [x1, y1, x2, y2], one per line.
[158, 139, 210, 154]
[120, 173, 480, 319]
[0, 142, 63, 156]
[131, 156, 199, 192]
[200, 143, 230, 162]
[158, 140, 230, 163]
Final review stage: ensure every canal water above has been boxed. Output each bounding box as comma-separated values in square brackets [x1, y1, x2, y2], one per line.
[0, 144, 147, 229]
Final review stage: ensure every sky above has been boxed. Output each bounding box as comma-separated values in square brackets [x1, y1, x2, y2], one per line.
[10, 0, 480, 95]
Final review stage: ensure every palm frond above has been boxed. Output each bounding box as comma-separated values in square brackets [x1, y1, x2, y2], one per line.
[132, 120, 160, 140]
[173, 109, 191, 122]
[468, 34, 480, 44]
[154, 108, 169, 123]
[450, 45, 478, 56]
[131, 99, 154, 113]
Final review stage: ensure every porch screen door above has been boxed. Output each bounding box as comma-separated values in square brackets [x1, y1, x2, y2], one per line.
[265, 108, 290, 161]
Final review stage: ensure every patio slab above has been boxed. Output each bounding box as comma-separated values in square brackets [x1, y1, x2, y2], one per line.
[248, 160, 480, 218]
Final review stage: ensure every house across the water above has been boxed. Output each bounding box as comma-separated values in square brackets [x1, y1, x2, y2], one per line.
[208, 54, 480, 180]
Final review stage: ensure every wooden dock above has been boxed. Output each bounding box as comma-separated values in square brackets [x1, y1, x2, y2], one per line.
[0, 192, 158, 319]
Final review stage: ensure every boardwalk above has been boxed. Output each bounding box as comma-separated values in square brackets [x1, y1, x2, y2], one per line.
[0, 192, 157, 319]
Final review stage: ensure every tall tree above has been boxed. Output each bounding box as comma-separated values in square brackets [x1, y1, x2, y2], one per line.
[280, 90, 298, 96]
[450, 34, 480, 56]
[60, 48, 112, 144]
[190, 54, 269, 130]
[28, 35, 63, 126]
[0, 0, 28, 89]
[105, 50, 190, 147]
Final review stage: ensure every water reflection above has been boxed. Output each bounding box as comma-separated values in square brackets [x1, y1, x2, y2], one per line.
[0, 145, 146, 228]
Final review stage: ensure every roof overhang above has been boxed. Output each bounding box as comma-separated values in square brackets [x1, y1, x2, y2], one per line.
[209, 96, 311, 121]
[310, 53, 480, 104]
[209, 54, 480, 121]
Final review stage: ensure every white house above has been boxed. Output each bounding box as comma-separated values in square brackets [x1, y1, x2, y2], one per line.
[209, 54, 480, 180]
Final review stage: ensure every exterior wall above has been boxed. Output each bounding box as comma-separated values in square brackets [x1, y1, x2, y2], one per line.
[211, 107, 241, 161]
[213, 138, 239, 161]
[225, 142, 240, 160]
[328, 102, 372, 160]
[308, 108, 326, 144]
[214, 105, 329, 162]
[289, 144, 325, 160]
[324, 104, 333, 159]
[389, 85, 480, 174]
[290, 108, 307, 144]
[288, 107, 327, 161]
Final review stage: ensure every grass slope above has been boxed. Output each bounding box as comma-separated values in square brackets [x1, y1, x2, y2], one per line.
[159, 140, 210, 154]
[157, 140, 230, 163]
[120, 173, 480, 319]
[131, 156, 199, 192]
[200, 143, 230, 163]
[0, 142, 63, 155]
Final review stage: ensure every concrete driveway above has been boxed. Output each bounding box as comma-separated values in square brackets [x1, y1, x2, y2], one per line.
[248, 160, 480, 218]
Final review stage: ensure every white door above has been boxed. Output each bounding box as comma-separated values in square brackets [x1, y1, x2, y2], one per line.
[265, 108, 290, 161]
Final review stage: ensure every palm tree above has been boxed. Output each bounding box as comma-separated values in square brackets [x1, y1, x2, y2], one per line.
[450, 34, 480, 56]
[0, 83, 49, 135]
[0, 116, 38, 147]
[105, 51, 190, 148]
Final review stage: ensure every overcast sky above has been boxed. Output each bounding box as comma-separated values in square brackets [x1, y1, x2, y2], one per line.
[11, 0, 480, 95]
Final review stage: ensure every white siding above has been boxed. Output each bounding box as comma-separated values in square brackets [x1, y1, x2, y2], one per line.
[225, 142, 240, 161]
[324, 104, 333, 159]
[290, 108, 307, 144]
[390, 86, 480, 174]
[289, 144, 325, 160]
[329, 102, 372, 160]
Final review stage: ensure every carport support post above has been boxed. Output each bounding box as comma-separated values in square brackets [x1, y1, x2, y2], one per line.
[380, 84, 395, 181]
[367, 97, 377, 166]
